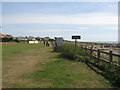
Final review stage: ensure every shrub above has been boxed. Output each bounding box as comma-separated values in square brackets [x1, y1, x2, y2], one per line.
[54, 44, 120, 87]
[55, 44, 87, 60]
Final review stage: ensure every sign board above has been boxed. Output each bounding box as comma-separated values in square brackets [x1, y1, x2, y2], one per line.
[34, 41, 38, 43]
[29, 41, 38, 44]
[72, 35, 81, 51]
[29, 41, 34, 44]
[27, 36, 33, 40]
[55, 37, 64, 46]
[72, 36, 81, 39]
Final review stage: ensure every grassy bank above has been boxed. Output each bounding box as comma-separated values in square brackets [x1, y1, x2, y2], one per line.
[54, 44, 120, 87]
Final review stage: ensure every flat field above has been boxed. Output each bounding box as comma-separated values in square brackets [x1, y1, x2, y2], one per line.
[2, 43, 112, 88]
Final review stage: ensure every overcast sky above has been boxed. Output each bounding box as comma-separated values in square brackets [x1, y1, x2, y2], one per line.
[1, 1, 118, 41]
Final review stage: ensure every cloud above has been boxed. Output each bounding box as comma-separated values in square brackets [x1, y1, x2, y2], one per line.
[28, 27, 88, 33]
[3, 12, 118, 25]
[29, 29, 60, 33]
[2, 0, 120, 2]
[81, 33, 118, 41]
[105, 26, 118, 30]
[75, 27, 88, 30]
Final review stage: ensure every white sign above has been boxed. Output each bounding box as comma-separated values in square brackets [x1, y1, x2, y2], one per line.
[34, 41, 38, 43]
[55, 37, 64, 46]
[29, 41, 38, 44]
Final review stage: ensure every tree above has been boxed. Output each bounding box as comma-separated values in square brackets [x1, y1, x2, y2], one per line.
[41, 38, 45, 41]
[2, 37, 9, 42]
[35, 37, 40, 41]
[14, 38, 20, 43]
[49, 38, 55, 41]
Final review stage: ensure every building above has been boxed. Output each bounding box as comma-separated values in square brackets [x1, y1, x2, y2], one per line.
[54, 37, 64, 46]
[0, 33, 8, 38]
[44, 37, 49, 41]
[16, 37, 27, 40]
[27, 36, 35, 41]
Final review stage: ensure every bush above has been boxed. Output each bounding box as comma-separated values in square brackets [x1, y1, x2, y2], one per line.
[54, 44, 120, 87]
[104, 65, 120, 86]
[2, 37, 14, 42]
[55, 44, 87, 60]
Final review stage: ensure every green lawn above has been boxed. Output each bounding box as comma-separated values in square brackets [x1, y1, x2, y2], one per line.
[21, 58, 111, 88]
[2, 43, 112, 88]
[2, 43, 44, 60]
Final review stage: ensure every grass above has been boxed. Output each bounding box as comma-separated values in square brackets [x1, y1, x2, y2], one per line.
[2, 43, 112, 88]
[2, 43, 44, 60]
[21, 56, 111, 88]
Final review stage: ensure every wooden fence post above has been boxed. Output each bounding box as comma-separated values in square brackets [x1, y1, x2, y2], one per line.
[109, 51, 113, 63]
[85, 47, 87, 53]
[90, 47, 93, 54]
[98, 49, 100, 61]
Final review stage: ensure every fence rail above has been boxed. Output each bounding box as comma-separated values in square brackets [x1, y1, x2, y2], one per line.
[82, 47, 120, 66]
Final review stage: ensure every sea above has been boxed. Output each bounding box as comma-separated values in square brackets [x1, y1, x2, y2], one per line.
[80, 41, 120, 44]
[94, 41, 119, 44]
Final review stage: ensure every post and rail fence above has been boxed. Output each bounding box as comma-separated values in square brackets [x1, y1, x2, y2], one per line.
[81, 47, 120, 66]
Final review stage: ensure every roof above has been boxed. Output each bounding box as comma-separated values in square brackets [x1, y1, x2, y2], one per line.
[0, 33, 7, 38]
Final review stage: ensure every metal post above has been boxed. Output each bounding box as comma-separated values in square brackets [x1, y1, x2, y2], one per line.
[75, 39, 77, 51]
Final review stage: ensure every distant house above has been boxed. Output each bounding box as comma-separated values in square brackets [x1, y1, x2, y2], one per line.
[27, 36, 39, 43]
[0, 33, 13, 39]
[16, 37, 27, 40]
[0, 33, 8, 38]
[6, 35, 13, 38]
[49, 38, 55, 41]
[44, 37, 49, 41]
[35, 37, 41, 40]
[0, 33, 14, 42]
[32, 38, 36, 40]
[26, 36, 34, 40]
[16, 36, 38, 41]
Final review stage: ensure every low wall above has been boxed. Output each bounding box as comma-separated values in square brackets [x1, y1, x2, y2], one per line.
[0, 42, 17, 44]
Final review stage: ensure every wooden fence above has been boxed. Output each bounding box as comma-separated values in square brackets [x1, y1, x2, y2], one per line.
[82, 47, 120, 66]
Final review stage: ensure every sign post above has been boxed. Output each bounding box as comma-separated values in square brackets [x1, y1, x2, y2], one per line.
[72, 35, 81, 51]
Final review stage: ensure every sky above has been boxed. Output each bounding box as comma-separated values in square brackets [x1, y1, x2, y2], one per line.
[1, 1, 119, 42]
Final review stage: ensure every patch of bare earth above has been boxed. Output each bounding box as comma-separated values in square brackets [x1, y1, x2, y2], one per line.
[2, 47, 57, 88]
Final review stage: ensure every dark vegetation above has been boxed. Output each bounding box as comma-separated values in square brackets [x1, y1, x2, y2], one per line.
[1, 37, 14, 42]
[1, 37, 25, 43]
[54, 44, 120, 87]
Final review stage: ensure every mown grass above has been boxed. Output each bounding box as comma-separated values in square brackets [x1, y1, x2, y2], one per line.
[2, 43, 44, 60]
[21, 55, 111, 88]
[2, 43, 112, 88]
